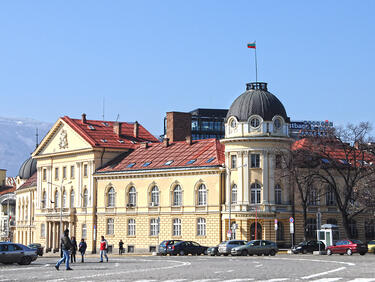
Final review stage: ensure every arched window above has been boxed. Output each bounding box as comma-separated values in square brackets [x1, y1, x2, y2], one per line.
[70, 189, 75, 208]
[83, 189, 88, 208]
[197, 218, 206, 236]
[231, 184, 237, 204]
[275, 184, 282, 204]
[306, 218, 317, 239]
[173, 218, 182, 236]
[62, 190, 67, 208]
[197, 184, 207, 206]
[173, 185, 182, 206]
[326, 187, 336, 206]
[250, 183, 261, 204]
[151, 186, 159, 206]
[276, 222, 284, 240]
[107, 187, 115, 207]
[54, 190, 59, 208]
[42, 191, 46, 208]
[250, 222, 262, 240]
[128, 187, 136, 207]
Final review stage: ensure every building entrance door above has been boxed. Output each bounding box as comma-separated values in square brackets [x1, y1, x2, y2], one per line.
[250, 222, 262, 240]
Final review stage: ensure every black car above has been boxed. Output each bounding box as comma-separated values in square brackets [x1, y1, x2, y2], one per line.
[0, 242, 38, 265]
[158, 240, 182, 255]
[207, 245, 219, 256]
[28, 243, 44, 256]
[292, 240, 326, 254]
[167, 241, 208, 256]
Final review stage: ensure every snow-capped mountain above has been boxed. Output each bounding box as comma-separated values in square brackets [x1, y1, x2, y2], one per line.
[0, 117, 52, 177]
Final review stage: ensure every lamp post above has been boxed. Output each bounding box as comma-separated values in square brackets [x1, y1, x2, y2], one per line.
[48, 179, 72, 251]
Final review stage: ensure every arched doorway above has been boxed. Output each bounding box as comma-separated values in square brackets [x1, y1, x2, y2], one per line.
[250, 222, 262, 240]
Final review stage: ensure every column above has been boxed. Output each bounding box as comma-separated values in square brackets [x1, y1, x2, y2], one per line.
[46, 222, 49, 249]
[262, 150, 269, 204]
[51, 223, 55, 250]
[225, 152, 231, 206]
[76, 162, 82, 208]
[243, 152, 250, 204]
[238, 151, 243, 204]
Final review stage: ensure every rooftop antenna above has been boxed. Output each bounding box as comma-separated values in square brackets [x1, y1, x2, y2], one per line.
[102, 97, 105, 121]
[35, 128, 39, 149]
[116, 114, 120, 122]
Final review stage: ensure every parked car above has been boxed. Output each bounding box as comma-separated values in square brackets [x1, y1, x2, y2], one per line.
[158, 240, 182, 256]
[367, 240, 375, 254]
[0, 242, 38, 265]
[207, 245, 219, 256]
[28, 243, 44, 256]
[231, 240, 278, 256]
[292, 240, 325, 254]
[218, 240, 247, 256]
[167, 241, 208, 256]
[326, 239, 368, 256]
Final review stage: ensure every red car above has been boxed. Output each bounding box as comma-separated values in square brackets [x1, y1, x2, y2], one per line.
[326, 239, 368, 256]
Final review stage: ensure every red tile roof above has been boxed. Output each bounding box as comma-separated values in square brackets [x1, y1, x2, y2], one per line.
[0, 185, 16, 196]
[62, 117, 159, 149]
[18, 172, 37, 190]
[97, 138, 225, 173]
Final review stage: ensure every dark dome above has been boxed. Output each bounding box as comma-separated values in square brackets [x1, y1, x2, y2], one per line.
[226, 82, 289, 122]
[18, 157, 37, 179]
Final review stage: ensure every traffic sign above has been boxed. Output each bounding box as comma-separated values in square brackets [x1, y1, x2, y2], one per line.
[227, 230, 232, 238]
[274, 219, 278, 224]
[289, 217, 294, 223]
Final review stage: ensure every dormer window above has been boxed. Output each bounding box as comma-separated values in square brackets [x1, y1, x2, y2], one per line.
[101, 139, 107, 143]
[274, 118, 282, 130]
[250, 117, 260, 129]
[88, 125, 95, 130]
[230, 119, 237, 128]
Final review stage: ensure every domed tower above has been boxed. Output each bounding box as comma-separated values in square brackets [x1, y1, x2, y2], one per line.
[221, 82, 292, 241]
[16, 157, 37, 188]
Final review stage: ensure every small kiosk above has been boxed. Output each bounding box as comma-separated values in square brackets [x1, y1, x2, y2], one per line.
[317, 224, 340, 247]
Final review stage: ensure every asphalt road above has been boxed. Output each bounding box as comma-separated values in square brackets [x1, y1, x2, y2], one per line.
[0, 253, 374, 281]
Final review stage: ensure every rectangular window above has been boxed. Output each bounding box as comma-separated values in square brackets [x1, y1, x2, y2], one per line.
[82, 224, 87, 239]
[63, 167, 67, 179]
[107, 218, 114, 235]
[42, 169, 47, 181]
[70, 166, 75, 179]
[127, 245, 134, 253]
[197, 218, 206, 236]
[83, 164, 88, 177]
[41, 224, 45, 238]
[128, 219, 136, 236]
[275, 155, 282, 169]
[275, 189, 282, 204]
[173, 218, 181, 236]
[55, 167, 59, 180]
[250, 154, 260, 168]
[150, 218, 160, 236]
[231, 155, 237, 169]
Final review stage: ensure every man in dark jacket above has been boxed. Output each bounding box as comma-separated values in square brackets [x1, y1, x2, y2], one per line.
[78, 238, 87, 263]
[55, 229, 73, 271]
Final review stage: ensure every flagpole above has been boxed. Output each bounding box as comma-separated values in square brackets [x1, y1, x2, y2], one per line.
[254, 42, 258, 82]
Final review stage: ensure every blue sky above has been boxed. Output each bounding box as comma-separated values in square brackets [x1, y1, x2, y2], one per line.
[1, 0, 374, 136]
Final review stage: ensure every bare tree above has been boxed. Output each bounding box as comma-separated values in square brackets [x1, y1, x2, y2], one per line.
[296, 122, 375, 238]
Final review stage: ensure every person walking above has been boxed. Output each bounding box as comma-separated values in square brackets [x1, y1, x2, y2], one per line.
[119, 240, 124, 255]
[78, 238, 87, 263]
[99, 236, 108, 262]
[55, 229, 73, 271]
[71, 236, 77, 263]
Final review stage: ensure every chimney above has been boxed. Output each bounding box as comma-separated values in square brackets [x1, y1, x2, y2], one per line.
[166, 112, 192, 143]
[134, 121, 139, 138]
[186, 135, 192, 145]
[113, 122, 122, 136]
[140, 142, 149, 149]
[81, 113, 87, 124]
[163, 138, 169, 147]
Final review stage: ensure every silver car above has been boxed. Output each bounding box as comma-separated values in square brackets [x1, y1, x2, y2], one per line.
[218, 240, 247, 256]
[0, 242, 38, 265]
[231, 240, 278, 256]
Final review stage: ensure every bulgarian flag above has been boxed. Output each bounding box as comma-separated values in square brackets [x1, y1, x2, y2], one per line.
[247, 42, 256, 49]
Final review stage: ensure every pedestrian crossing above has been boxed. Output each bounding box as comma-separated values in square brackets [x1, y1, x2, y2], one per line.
[133, 278, 375, 282]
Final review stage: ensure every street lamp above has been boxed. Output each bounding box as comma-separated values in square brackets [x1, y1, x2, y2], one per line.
[224, 163, 247, 240]
[48, 179, 72, 251]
